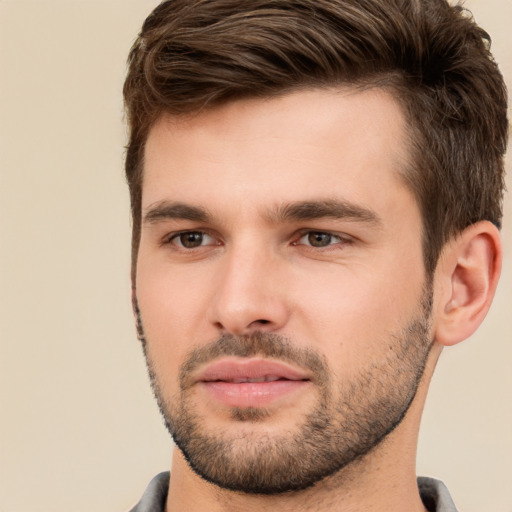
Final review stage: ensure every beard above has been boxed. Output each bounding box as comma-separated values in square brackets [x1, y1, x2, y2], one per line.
[135, 286, 433, 495]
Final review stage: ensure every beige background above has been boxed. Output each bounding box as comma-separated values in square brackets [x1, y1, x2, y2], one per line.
[0, 1, 510, 511]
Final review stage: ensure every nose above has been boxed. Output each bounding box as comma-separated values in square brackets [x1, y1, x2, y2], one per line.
[209, 243, 290, 336]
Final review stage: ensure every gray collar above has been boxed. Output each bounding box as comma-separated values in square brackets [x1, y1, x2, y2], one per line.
[130, 472, 458, 512]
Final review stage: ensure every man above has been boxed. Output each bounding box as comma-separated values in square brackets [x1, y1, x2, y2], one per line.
[124, 1, 508, 511]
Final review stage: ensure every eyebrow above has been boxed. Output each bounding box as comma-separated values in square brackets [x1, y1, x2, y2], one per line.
[143, 201, 210, 224]
[143, 199, 381, 227]
[267, 199, 382, 226]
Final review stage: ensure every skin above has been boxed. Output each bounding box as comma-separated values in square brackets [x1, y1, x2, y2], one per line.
[135, 88, 501, 512]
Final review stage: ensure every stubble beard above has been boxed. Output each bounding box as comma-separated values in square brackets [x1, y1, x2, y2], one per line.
[135, 287, 433, 495]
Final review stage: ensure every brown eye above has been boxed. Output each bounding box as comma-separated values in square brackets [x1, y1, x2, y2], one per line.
[173, 231, 208, 248]
[307, 232, 333, 247]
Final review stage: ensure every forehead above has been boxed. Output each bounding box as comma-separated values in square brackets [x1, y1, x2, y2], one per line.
[142, 87, 413, 219]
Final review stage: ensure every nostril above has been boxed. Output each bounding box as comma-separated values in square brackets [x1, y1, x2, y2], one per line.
[214, 319, 271, 332]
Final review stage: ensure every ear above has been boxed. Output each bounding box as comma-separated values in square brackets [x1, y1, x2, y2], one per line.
[433, 221, 502, 347]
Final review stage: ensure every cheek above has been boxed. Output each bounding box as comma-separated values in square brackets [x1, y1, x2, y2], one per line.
[137, 246, 213, 324]
[292, 257, 425, 360]
[135, 261, 213, 384]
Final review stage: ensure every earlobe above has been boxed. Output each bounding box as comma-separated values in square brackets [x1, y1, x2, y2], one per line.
[434, 221, 502, 347]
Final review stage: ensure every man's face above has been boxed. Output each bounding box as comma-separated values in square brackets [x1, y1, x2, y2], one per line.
[136, 88, 433, 493]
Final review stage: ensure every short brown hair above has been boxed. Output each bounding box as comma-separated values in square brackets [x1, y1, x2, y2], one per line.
[124, 0, 508, 278]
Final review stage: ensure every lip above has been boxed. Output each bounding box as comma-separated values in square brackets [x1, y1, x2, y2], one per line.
[195, 357, 311, 408]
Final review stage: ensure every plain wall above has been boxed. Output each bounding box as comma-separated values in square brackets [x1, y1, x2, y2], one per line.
[0, 1, 510, 511]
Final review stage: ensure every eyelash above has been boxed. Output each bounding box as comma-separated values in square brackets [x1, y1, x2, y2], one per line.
[165, 231, 217, 249]
[293, 231, 352, 249]
[163, 229, 353, 251]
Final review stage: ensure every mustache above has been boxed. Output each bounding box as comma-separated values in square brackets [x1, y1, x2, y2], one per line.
[179, 332, 329, 391]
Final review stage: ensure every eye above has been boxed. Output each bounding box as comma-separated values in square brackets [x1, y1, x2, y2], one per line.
[169, 231, 216, 249]
[296, 231, 347, 248]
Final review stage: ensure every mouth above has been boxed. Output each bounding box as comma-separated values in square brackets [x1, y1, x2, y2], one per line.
[215, 375, 290, 383]
[194, 358, 311, 408]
